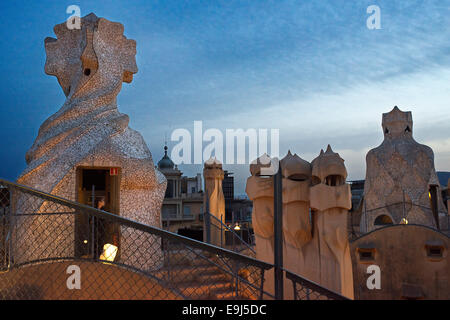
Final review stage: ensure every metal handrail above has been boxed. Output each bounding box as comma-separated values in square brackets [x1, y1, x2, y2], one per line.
[350, 222, 450, 243]
[0, 178, 271, 270]
[205, 211, 256, 254]
[363, 201, 447, 215]
[284, 268, 350, 300]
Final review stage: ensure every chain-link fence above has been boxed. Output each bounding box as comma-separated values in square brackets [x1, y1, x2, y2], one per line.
[0, 178, 348, 300]
[204, 212, 255, 255]
[284, 269, 349, 300]
[0, 179, 274, 300]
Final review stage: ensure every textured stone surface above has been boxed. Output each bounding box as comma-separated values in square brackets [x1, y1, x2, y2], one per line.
[361, 107, 445, 232]
[351, 225, 449, 300]
[280, 151, 312, 299]
[308, 146, 354, 299]
[203, 157, 225, 246]
[246, 148, 354, 299]
[246, 154, 275, 296]
[15, 14, 166, 270]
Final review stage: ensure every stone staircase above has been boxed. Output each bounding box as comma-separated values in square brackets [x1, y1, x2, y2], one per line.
[155, 249, 254, 300]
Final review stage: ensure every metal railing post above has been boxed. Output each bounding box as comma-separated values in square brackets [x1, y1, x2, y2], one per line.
[402, 190, 406, 219]
[220, 214, 223, 247]
[273, 163, 283, 300]
[91, 185, 95, 259]
[1, 205, 5, 269]
[259, 268, 265, 300]
[205, 197, 211, 244]
[232, 211, 235, 251]
[292, 281, 298, 300]
[167, 238, 171, 282]
[8, 187, 14, 268]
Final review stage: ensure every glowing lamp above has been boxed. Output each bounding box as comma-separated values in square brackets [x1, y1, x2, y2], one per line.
[100, 243, 118, 262]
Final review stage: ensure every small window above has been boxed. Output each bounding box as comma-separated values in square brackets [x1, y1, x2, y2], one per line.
[325, 175, 345, 186]
[357, 248, 376, 262]
[374, 215, 393, 226]
[426, 245, 443, 259]
[360, 251, 373, 259]
[288, 174, 309, 181]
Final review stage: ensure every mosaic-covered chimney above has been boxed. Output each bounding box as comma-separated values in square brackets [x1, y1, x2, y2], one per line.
[361, 106, 446, 232]
[15, 14, 166, 269]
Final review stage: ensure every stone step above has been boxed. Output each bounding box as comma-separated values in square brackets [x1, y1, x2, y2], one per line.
[163, 251, 217, 267]
[177, 279, 234, 299]
[155, 265, 230, 283]
[159, 249, 247, 299]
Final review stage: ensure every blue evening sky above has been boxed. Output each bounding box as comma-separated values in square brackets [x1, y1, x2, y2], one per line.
[0, 1, 449, 195]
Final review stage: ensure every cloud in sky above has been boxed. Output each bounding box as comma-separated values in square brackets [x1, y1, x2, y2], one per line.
[0, 0, 449, 195]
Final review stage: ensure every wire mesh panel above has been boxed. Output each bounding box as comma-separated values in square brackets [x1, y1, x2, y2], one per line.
[0, 185, 10, 271]
[0, 179, 273, 300]
[205, 212, 255, 255]
[285, 269, 349, 300]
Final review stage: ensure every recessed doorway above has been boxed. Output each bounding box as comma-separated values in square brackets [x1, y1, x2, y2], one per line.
[75, 167, 121, 261]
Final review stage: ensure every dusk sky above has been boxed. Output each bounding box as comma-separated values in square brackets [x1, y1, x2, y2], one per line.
[0, 0, 449, 195]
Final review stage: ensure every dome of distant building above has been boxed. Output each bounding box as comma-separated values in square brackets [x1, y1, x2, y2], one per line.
[158, 146, 175, 169]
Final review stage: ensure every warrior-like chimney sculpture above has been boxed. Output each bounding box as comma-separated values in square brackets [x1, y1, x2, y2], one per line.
[15, 14, 166, 268]
[361, 106, 446, 232]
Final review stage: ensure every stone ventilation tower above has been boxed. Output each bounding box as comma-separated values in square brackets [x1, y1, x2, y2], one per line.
[245, 154, 276, 294]
[280, 152, 312, 275]
[361, 106, 446, 232]
[309, 145, 354, 299]
[15, 14, 166, 269]
[280, 151, 312, 299]
[246, 149, 354, 299]
[203, 157, 225, 246]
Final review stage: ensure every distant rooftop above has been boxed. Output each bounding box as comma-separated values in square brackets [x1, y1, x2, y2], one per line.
[437, 172, 450, 187]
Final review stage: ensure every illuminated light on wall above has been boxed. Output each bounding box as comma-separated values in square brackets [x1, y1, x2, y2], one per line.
[400, 218, 408, 225]
[100, 243, 118, 262]
[234, 224, 241, 231]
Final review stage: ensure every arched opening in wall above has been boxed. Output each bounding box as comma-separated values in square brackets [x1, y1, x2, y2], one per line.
[75, 167, 121, 261]
[428, 185, 439, 230]
[374, 215, 393, 226]
[325, 175, 345, 186]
